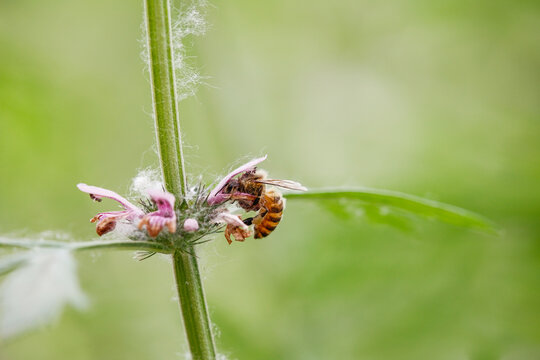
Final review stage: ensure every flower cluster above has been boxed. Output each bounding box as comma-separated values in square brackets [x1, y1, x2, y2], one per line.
[77, 183, 179, 238]
[78, 156, 306, 245]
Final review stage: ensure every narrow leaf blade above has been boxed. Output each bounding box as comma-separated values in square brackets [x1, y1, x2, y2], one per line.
[285, 188, 497, 233]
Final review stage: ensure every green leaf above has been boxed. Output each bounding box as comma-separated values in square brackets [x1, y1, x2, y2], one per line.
[284, 188, 497, 233]
[362, 203, 414, 231]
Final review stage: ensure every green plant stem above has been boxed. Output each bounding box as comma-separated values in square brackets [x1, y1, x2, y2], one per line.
[144, 0, 187, 197]
[144, 0, 216, 359]
[172, 251, 216, 359]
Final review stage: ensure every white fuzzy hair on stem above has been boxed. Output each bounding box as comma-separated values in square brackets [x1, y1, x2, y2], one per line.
[171, 0, 209, 100]
[141, 0, 209, 102]
[131, 167, 164, 196]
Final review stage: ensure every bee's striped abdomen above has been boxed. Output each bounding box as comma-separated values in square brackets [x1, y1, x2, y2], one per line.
[254, 190, 284, 239]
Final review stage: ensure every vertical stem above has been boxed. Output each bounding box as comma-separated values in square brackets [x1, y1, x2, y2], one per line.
[173, 251, 216, 360]
[144, 0, 216, 359]
[145, 0, 186, 196]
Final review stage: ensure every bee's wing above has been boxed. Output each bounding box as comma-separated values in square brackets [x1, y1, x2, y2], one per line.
[255, 179, 307, 191]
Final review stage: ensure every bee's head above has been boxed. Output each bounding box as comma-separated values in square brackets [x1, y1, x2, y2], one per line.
[239, 168, 265, 181]
[223, 179, 239, 194]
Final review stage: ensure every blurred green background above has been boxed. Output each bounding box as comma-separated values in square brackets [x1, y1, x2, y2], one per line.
[1, 0, 539, 359]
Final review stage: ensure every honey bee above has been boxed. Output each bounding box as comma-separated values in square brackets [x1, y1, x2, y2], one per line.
[222, 170, 306, 238]
[247, 189, 285, 238]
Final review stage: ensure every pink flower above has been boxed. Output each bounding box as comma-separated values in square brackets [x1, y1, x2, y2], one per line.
[78, 184, 177, 238]
[138, 189, 177, 237]
[213, 212, 251, 244]
[207, 155, 267, 205]
[183, 218, 199, 232]
[77, 183, 144, 236]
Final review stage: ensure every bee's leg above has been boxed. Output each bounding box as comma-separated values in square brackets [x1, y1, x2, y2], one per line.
[229, 193, 257, 202]
[243, 217, 254, 226]
[252, 208, 267, 226]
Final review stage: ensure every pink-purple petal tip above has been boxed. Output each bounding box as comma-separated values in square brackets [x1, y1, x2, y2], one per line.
[77, 183, 143, 214]
[147, 188, 176, 206]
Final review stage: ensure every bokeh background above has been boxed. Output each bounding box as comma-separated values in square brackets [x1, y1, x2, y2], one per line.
[1, 0, 539, 359]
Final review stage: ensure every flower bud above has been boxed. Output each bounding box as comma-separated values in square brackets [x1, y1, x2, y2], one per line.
[183, 218, 199, 232]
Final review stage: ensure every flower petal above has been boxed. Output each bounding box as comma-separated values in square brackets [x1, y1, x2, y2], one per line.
[77, 184, 143, 215]
[146, 189, 176, 216]
[137, 189, 177, 237]
[214, 211, 248, 230]
[207, 155, 267, 205]
[139, 214, 176, 238]
[217, 213, 252, 244]
[94, 217, 117, 236]
[78, 184, 146, 236]
[225, 224, 251, 244]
